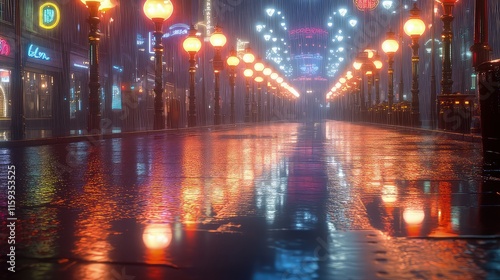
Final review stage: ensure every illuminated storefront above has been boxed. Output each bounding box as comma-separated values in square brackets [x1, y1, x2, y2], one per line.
[0, 36, 14, 128]
[23, 41, 61, 130]
[0, 69, 10, 118]
[23, 72, 53, 118]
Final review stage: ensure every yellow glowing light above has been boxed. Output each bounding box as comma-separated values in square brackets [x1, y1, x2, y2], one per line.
[254, 62, 265, 72]
[183, 27, 202, 54]
[263, 67, 272, 76]
[226, 51, 240, 67]
[242, 52, 255, 64]
[210, 26, 227, 48]
[143, 0, 174, 21]
[243, 68, 254, 77]
[404, 4, 425, 37]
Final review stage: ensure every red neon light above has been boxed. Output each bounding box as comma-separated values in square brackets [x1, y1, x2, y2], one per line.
[289, 28, 328, 36]
[354, 0, 379, 11]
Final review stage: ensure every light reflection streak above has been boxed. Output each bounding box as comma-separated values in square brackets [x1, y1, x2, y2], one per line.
[72, 148, 114, 278]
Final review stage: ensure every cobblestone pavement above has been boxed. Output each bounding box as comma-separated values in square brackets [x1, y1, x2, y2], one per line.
[1, 121, 499, 280]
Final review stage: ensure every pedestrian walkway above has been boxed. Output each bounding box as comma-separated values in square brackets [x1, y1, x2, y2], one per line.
[1, 121, 499, 280]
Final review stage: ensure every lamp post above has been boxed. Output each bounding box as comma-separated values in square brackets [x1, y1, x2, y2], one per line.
[276, 76, 284, 119]
[79, 0, 112, 134]
[263, 67, 272, 121]
[270, 72, 279, 120]
[226, 49, 240, 124]
[373, 53, 383, 106]
[382, 30, 400, 124]
[438, 0, 458, 95]
[430, 1, 437, 129]
[143, 0, 173, 130]
[366, 70, 373, 110]
[209, 25, 227, 125]
[182, 25, 202, 127]
[404, 3, 425, 127]
[254, 75, 264, 122]
[254, 60, 265, 122]
[471, 0, 490, 69]
[242, 48, 255, 123]
[353, 58, 363, 106]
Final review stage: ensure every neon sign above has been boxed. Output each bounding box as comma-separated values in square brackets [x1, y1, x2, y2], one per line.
[164, 24, 189, 38]
[149, 23, 189, 53]
[0, 38, 11, 56]
[28, 44, 51, 61]
[39, 2, 60, 29]
[354, 0, 379, 11]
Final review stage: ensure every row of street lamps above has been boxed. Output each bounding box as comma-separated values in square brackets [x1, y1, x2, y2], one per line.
[328, 1, 462, 128]
[182, 26, 300, 126]
[80, 0, 298, 133]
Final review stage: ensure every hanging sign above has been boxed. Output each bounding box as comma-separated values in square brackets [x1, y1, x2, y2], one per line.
[39, 2, 60, 29]
[354, 0, 379, 11]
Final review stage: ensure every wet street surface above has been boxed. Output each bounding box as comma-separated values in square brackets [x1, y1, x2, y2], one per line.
[1, 121, 499, 280]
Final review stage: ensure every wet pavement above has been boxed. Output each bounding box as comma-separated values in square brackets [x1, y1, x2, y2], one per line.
[1, 121, 499, 280]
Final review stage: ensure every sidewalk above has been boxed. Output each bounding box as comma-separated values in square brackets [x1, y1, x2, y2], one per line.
[0, 121, 483, 148]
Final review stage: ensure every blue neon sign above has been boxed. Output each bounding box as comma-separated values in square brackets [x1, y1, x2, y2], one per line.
[28, 44, 51, 61]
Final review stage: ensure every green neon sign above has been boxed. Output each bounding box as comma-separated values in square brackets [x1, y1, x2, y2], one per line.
[39, 2, 60, 30]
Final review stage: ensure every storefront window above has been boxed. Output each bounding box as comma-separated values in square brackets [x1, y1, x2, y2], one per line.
[69, 72, 83, 119]
[24, 72, 53, 118]
[0, 68, 11, 118]
[112, 84, 122, 110]
[0, 0, 14, 23]
[101, 87, 105, 114]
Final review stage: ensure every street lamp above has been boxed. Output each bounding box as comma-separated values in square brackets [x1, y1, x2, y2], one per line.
[263, 67, 273, 121]
[373, 53, 383, 106]
[254, 60, 265, 122]
[242, 48, 255, 122]
[382, 30, 399, 122]
[143, 0, 174, 130]
[226, 49, 240, 124]
[79, 0, 114, 134]
[183, 25, 202, 127]
[353, 52, 369, 114]
[209, 25, 227, 125]
[404, 3, 425, 127]
[437, 0, 458, 95]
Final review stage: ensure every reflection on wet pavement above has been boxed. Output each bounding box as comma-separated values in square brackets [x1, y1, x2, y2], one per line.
[0, 121, 499, 279]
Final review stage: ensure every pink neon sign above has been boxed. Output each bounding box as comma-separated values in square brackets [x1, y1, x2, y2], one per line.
[0, 38, 11, 56]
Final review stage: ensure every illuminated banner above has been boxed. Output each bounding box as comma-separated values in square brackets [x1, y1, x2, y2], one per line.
[149, 23, 190, 53]
[164, 24, 189, 39]
[354, 0, 379, 11]
[0, 37, 11, 56]
[39, 2, 60, 29]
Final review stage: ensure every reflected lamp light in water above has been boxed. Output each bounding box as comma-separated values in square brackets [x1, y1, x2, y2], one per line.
[381, 184, 398, 203]
[142, 224, 172, 250]
[403, 208, 425, 225]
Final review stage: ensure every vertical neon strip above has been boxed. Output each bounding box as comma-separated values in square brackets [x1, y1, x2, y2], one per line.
[205, 0, 212, 38]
